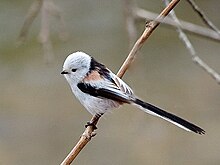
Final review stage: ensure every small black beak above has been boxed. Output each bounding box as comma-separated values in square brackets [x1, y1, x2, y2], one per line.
[61, 71, 69, 74]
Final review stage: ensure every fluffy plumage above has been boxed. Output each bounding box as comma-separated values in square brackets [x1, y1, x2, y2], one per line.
[61, 51, 205, 134]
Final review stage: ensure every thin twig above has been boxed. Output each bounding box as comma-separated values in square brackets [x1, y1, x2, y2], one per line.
[42, 0, 68, 41]
[186, 0, 220, 34]
[18, 0, 67, 63]
[17, 0, 43, 45]
[60, 115, 100, 165]
[135, 8, 220, 42]
[117, 0, 181, 78]
[164, 0, 220, 84]
[38, 0, 68, 63]
[60, 0, 181, 164]
[38, 0, 54, 63]
[123, 0, 138, 48]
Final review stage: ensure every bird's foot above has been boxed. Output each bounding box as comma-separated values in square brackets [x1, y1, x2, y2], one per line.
[85, 121, 97, 130]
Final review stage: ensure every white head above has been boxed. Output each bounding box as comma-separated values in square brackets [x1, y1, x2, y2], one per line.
[61, 51, 91, 84]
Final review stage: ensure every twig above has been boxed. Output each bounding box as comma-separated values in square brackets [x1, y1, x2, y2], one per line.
[18, 0, 67, 63]
[164, 0, 220, 84]
[60, 0, 181, 164]
[123, 0, 138, 48]
[117, 0, 181, 78]
[186, 0, 220, 34]
[38, 0, 68, 63]
[60, 115, 100, 165]
[134, 8, 220, 42]
[41, 0, 68, 41]
[38, 0, 54, 63]
[17, 0, 43, 45]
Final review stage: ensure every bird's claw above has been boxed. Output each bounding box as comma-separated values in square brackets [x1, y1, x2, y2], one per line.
[85, 121, 97, 130]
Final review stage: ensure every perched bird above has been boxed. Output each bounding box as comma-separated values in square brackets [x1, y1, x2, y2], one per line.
[61, 51, 205, 134]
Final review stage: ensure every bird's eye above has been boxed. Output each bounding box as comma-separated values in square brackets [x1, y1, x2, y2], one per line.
[71, 68, 77, 72]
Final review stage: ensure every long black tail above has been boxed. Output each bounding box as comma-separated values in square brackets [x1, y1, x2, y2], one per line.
[133, 98, 205, 135]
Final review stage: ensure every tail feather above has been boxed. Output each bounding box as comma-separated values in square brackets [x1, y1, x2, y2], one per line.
[133, 98, 205, 135]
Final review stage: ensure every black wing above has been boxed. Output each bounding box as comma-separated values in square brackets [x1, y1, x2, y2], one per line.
[77, 82, 131, 103]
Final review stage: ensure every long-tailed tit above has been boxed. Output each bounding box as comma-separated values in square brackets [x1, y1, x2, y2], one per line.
[61, 51, 205, 134]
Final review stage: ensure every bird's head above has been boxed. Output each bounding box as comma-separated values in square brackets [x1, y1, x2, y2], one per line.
[61, 51, 91, 85]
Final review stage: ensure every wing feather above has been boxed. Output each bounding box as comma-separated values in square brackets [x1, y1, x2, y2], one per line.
[110, 72, 133, 95]
[80, 65, 134, 103]
[77, 82, 131, 103]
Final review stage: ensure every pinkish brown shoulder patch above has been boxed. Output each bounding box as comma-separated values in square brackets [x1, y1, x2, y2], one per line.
[83, 71, 102, 82]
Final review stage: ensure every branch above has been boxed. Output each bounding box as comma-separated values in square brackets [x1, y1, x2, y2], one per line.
[60, 115, 100, 165]
[117, 0, 181, 78]
[17, 0, 43, 45]
[60, 0, 181, 164]
[123, 0, 138, 48]
[38, 0, 68, 63]
[164, 0, 220, 84]
[186, 0, 220, 34]
[18, 0, 68, 63]
[38, 0, 54, 63]
[134, 8, 220, 42]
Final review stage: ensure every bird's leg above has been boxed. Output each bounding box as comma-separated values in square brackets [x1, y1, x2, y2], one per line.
[85, 121, 97, 130]
[85, 113, 103, 130]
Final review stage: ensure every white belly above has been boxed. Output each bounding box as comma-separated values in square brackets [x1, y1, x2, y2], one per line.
[71, 86, 120, 115]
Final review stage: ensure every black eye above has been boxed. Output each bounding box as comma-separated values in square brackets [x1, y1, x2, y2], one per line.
[71, 68, 77, 72]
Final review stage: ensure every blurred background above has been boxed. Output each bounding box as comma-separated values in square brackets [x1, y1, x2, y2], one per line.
[1, 0, 220, 164]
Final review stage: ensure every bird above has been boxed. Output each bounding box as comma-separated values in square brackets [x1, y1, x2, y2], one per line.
[61, 51, 205, 135]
